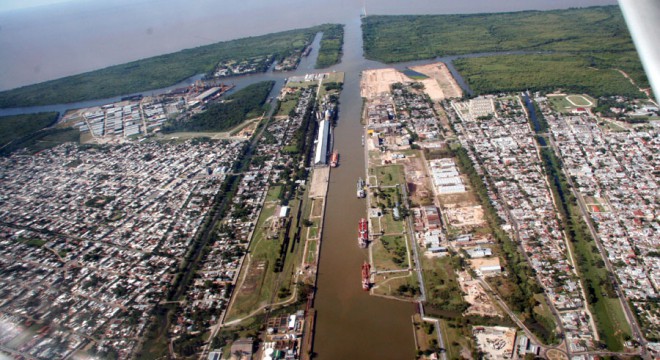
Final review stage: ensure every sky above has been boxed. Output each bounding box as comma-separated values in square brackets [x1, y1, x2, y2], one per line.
[0, 0, 79, 12]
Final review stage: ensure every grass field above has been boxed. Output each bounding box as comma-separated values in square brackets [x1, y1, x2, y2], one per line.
[413, 314, 438, 354]
[440, 318, 473, 360]
[421, 256, 467, 312]
[265, 185, 282, 202]
[565, 94, 594, 107]
[375, 165, 405, 187]
[277, 97, 300, 117]
[381, 212, 404, 234]
[549, 96, 579, 113]
[226, 184, 309, 322]
[225, 193, 279, 320]
[372, 272, 418, 298]
[305, 240, 317, 264]
[570, 222, 632, 350]
[307, 219, 320, 239]
[548, 94, 596, 113]
[372, 234, 408, 271]
[370, 216, 382, 234]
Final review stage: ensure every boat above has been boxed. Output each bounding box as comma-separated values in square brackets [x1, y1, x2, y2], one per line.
[358, 218, 368, 248]
[330, 151, 339, 167]
[361, 262, 371, 290]
[356, 177, 365, 198]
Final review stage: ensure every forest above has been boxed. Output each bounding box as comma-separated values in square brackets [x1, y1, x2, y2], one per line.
[316, 25, 344, 68]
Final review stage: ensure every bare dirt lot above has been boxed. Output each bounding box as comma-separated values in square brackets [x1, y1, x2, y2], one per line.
[410, 62, 463, 100]
[444, 205, 485, 228]
[400, 152, 434, 206]
[457, 271, 501, 317]
[309, 167, 330, 198]
[361, 63, 462, 101]
[361, 68, 411, 99]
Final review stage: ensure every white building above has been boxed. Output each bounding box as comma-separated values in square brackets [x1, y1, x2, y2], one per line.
[314, 120, 330, 166]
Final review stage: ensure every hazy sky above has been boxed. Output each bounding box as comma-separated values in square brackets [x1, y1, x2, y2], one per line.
[0, 0, 79, 12]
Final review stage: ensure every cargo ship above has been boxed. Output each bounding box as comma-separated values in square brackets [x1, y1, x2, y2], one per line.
[356, 178, 365, 198]
[330, 151, 339, 167]
[358, 218, 368, 248]
[361, 262, 371, 290]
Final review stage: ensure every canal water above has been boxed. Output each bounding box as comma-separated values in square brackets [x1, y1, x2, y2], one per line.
[310, 19, 417, 360]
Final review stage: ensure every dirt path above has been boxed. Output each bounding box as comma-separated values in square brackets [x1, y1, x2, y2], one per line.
[616, 69, 656, 103]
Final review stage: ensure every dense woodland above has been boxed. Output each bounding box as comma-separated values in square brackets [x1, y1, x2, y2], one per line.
[363, 6, 648, 98]
[0, 112, 58, 148]
[162, 81, 274, 133]
[0, 112, 80, 156]
[454, 53, 642, 98]
[316, 25, 344, 68]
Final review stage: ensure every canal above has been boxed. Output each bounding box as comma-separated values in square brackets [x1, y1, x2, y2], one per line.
[310, 18, 417, 359]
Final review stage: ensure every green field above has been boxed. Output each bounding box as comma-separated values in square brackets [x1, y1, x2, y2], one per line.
[421, 256, 467, 312]
[265, 185, 282, 203]
[305, 240, 317, 264]
[276, 94, 301, 117]
[548, 94, 597, 113]
[372, 234, 408, 271]
[439, 318, 474, 360]
[375, 164, 405, 187]
[0, 24, 341, 108]
[372, 272, 419, 298]
[362, 6, 648, 97]
[565, 95, 594, 107]
[226, 186, 307, 321]
[381, 212, 404, 234]
[225, 200, 279, 320]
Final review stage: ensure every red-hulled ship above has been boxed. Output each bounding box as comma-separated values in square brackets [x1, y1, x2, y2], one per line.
[361, 262, 371, 291]
[330, 151, 339, 167]
[358, 218, 368, 248]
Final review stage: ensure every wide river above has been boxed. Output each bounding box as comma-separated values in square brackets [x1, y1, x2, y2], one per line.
[0, 1, 617, 358]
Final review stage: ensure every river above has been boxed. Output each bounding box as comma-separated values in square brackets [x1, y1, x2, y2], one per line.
[0, 1, 618, 358]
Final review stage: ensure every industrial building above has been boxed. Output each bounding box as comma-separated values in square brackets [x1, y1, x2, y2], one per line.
[314, 120, 330, 166]
[429, 158, 467, 194]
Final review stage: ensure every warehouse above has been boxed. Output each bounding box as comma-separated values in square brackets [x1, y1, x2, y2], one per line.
[314, 120, 330, 166]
